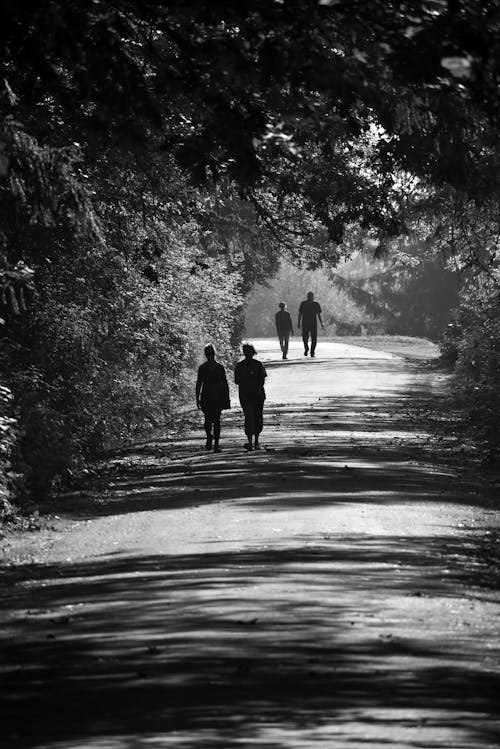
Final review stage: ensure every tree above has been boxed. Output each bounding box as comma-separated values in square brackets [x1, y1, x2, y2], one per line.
[3, 2, 500, 248]
[3, 0, 500, 501]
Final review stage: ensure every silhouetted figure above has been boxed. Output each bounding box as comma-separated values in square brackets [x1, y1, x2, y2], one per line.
[196, 344, 230, 452]
[234, 343, 267, 451]
[275, 302, 294, 359]
[298, 291, 324, 357]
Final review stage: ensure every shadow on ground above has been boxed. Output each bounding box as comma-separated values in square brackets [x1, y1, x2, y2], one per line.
[54, 386, 486, 520]
[2, 534, 500, 748]
[3, 353, 498, 748]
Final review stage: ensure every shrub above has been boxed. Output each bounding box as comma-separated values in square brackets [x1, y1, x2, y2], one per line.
[447, 276, 500, 458]
[5, 220, 241, 500]
[0, 383, 17, 518]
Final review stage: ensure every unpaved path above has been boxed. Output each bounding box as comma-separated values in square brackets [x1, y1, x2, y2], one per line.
[1, 338, 500, 748]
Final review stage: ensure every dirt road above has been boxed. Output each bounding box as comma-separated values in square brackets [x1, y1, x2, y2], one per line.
[2, 338, 500, 748]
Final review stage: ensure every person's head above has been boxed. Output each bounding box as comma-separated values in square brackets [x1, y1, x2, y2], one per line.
[278, 302, 286, 309]
[204, 344, 215, 361]
[307, 291, 314, 301]
[242, 343, 256, 359]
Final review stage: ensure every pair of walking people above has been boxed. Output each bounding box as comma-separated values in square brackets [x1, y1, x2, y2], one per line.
[196, 343, 266, 452]
[275, 291, 324, 358]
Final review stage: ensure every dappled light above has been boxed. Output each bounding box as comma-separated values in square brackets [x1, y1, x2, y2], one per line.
[2, 344, 500, 747]
[2, 2, 500, 745]
[2, 535, 500, 748]
[53, 353, 478, 524]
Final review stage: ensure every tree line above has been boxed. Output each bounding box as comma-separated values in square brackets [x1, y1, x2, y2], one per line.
[1, 1, 500, 513]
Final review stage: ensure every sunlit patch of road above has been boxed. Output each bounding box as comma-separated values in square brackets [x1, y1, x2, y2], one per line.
[248, 337, 441, 406]
[252, 336, 397, 362]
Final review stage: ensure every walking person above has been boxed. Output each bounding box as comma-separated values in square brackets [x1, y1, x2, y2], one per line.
[275, 302, 294, 359]
[234, 343, 267, 451]
[298, 291, 324, 357]
[196, 344, 230, 452]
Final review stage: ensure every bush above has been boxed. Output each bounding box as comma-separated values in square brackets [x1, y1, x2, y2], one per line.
[5, 219, 241, 500]
[0, 117, 250, 505]
[446, 276, 500, 458]
[0, 383, 17, 518]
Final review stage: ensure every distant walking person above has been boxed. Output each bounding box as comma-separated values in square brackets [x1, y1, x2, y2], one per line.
[275, 302, 294, 359]
[196, 345, 230, 452]
[234, 343, 267, 451]
[298, 291, 324, 357]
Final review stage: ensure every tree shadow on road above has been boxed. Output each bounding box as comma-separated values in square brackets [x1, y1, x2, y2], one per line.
[5, 358, 498, 747]
[2, 536, 500, 748]
[52, 384, 490, 521]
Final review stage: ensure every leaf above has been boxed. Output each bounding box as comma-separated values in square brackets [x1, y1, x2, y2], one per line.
[441, 57, 473, 79]
[352, 48, 368, 63]
[404, 25, 424, 39]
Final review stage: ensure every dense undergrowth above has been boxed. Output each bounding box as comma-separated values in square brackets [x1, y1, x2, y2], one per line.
[0, 123, 254, 507]
[443, 275, 500, 462]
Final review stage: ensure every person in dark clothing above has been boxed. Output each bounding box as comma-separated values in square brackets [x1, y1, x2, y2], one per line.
[234, 343, 267, 451]
[196, 344, 230, 452]
[298, 291, 324, 357]
[275, 302, 294, 359]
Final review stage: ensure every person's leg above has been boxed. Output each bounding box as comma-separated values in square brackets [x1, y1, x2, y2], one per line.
[240, 397, 255, 449]
[203, 412, 213, 449]
[254, 398, 264, 449]
[310, 327, 318, 357]
[302, 328, 309, 355]
[246, 403, 256, 446]
[278, 332, 285, 353]
[213, 411, 221, 452]
[283, 333, 289, 358]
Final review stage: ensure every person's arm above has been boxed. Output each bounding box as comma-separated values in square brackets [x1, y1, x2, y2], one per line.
[317, 303, 325, 329]
[288, 312, 294, 335]
[275, 312, 280, 334]
[234, 363, 240, 385]
[195, 368, 203, 409]
[220, 365, 231, 409]
[297, 302, 303, 329]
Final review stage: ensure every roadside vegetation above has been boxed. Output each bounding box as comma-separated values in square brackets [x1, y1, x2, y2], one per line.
[244, 250, 459, 341]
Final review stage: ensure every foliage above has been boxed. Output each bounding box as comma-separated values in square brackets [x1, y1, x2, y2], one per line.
[245, 258, 384, 337]
[0, 383, 17, 519]
[5, 212, 240, 499]
[444, 275, 500, 457]
[2, 1, 500, 504]
[434, 197, 500, 457]
[246, 241, 460, 341]
[335, 241, 460, 340]
[3, 2, 500, 246]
